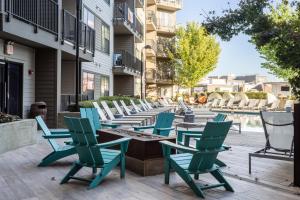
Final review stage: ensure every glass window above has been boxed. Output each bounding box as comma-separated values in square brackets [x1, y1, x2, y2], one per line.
[83, 7, 95, 29]
[100, 76, 109, 96]
[101, 23, 110, 54]
[82, 72, 95, 99]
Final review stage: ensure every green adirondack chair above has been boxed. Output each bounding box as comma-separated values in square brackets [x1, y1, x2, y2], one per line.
[177, 113, 227, 146]
[61, 117, 131, 189]
[133, 112, 175, 136]
[80, 108, 120, 129]
[35, 116, 77, 167]
[160, 121, 234, 198]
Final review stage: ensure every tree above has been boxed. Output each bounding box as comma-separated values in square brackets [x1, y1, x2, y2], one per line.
[202, 0, 300, 98]
[169, 22, 220, 93]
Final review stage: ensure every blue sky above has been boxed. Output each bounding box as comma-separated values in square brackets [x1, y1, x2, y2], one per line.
[176, 0, 280, 81]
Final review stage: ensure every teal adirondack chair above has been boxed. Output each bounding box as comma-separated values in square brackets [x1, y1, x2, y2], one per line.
[35, 116, 77, 167]
[80, 108, 120, 129]
[133, 112, 175, 136]
[62, 117, 131, 189]
[177, 113, 227, 145]
[160, 121, 234, 198]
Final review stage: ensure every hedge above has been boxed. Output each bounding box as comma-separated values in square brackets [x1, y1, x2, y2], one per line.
[80, 96, 141, 108]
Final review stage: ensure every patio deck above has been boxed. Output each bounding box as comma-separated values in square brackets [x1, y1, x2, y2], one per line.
[0, 130, 299, 200]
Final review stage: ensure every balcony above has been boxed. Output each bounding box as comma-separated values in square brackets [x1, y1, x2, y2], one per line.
[157, 21, 176, 36]
[147, 0, 157, 5]
[113, 50, 142, 76]
[136, 0, 144, 8]
[156, 70, 175, 85]
[113, 2, 144, 43]
[157, 0, 182, 11]
[2, 0, 59, 48]
[146, 39, 157, 57]
[146, 69, 157, 84]
[61, 10, 95, 61]
[157, 37, 174, 58]
[146, 10, 157, 31]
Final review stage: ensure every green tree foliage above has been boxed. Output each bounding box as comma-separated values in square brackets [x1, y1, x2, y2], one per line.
[169, 22, 220, 90]
[203, 0, 300, 99]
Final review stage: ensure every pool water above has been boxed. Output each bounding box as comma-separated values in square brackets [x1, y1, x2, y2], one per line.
[221, 113, 263, 132]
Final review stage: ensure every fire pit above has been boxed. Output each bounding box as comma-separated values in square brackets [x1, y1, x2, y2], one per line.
[97, 129, 176, 176]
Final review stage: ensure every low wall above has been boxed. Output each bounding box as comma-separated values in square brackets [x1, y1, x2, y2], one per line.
[0, 119, 37, 154]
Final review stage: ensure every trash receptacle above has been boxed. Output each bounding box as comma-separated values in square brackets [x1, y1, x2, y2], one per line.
[30, 102, 47, 120]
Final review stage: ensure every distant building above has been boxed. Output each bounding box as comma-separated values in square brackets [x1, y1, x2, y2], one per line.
[197, 75, 245, 92]
[264, 82, 292, 97]
[235, 74, 268, 84]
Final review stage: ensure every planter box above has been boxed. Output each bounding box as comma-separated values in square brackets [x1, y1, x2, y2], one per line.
[0, 119, 37, 154]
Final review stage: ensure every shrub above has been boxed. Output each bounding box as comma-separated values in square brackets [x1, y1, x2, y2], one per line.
[80, 96, 140, 108]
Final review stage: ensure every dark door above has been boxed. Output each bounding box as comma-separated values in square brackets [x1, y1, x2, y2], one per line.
[0, 61, 23, 117]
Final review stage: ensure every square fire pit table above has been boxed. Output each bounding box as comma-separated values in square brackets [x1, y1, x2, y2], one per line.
[97, 129, 176, 176]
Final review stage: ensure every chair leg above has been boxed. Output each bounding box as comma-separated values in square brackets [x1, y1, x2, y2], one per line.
[88, 166, 112, 189]
[215, 159, 227, 167]
[164, 158, 171, 184]
[120, 155, 125, 179]
[210, 170, 234, 192]
[249, 154, 252, 174]
[60, 162, 82, 184]
[194, 174, 199, 180]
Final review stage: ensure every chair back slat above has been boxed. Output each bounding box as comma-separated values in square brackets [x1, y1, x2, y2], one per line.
[120, 100, 132, 115]
[101, 101, 115, 120]
[113, 101, 125, 116]
[130, 100, 142, 112]
[80, 108, 101, 130]
[189, 121, 232, 172]
[260, 111, 294, 151]
[139, 99, 149, 111]
[213, 113, 227, 122]
[153, 112, 175, 136]
[144, 99, 153, 109]
[65, 117, 104, 166]
[35, 116, 59, 151]
[93, 102, 108, 121]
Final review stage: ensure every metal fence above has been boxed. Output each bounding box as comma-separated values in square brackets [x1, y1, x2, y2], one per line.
[113, 50, 142, 72]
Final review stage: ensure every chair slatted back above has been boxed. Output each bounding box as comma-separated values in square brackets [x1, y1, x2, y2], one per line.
[101, 101, 116, 120]
[93, 102, 108, 121]
[153, 112, 175, 136]
[211, 99, 219, 107]
[80, 108, 101, 130]
[65, 117, 104, 166]
[144, 99, 153, 109]
[213, 113, 227, 122]
[178, 99, 188, 111]
[226, 98, 234, 107]
[139, 99, 149, 111]
[120, 100, 132, 115]
[130, 100, 142, 112]
[35, 116, 59, 151]
[189, 121, 232, 172]
[257, 99, 267, 109]
[113, 101, 125, 116]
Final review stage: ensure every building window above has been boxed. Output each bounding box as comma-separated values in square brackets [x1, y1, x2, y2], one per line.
[83, 7, 95, 29]
[281, 86, 290, 92]
[100, 76, 109, 96]
[101, 23, 110, 54]
[82, 72, 95, 99]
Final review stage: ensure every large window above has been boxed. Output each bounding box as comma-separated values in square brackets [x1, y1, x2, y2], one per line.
[100, 76, 109, 96]
[157, 11, 175, 27]
[101, 23, 110, 54]
[83, 7, 95, 29]
[82, 72, 95, 99]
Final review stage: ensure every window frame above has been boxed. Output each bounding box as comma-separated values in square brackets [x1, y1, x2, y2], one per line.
[100, 75, 110, 97]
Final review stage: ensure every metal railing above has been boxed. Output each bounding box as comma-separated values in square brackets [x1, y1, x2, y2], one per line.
[157, 0, 182, 8]
[4, 0, 59, 35]
[146, 10, 157, 27]
[113, 50, 142, 72]
[61, 94, 89, 111]
[146, 69, 157, 82]
[114, 2, 144, 39]
[62, 9, 95, 54]
[156, 69, 175, 83]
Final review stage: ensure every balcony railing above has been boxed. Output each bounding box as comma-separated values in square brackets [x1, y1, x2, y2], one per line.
[156, 69, 175, 84]
[114, 2, 144, 39]
[4, 0, 59, 35]
[114, 50, 142, 72]
[146, 39, 157, 52]
[146, 10, 157, 27]
[157, 0, 182, 9]
[62, 10, 95, 54]
[157, 20, 176, 33]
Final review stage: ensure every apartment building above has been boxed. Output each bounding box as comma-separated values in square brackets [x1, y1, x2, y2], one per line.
[145, 0, 182, 99]
[0, 0, 95, 127]
[112, 0, 145, 97]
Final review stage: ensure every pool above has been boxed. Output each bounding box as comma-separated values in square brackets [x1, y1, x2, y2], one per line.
[218, 112, 263, 132]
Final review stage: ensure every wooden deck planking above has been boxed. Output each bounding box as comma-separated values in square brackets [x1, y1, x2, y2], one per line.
[0, 138, 300, 200]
